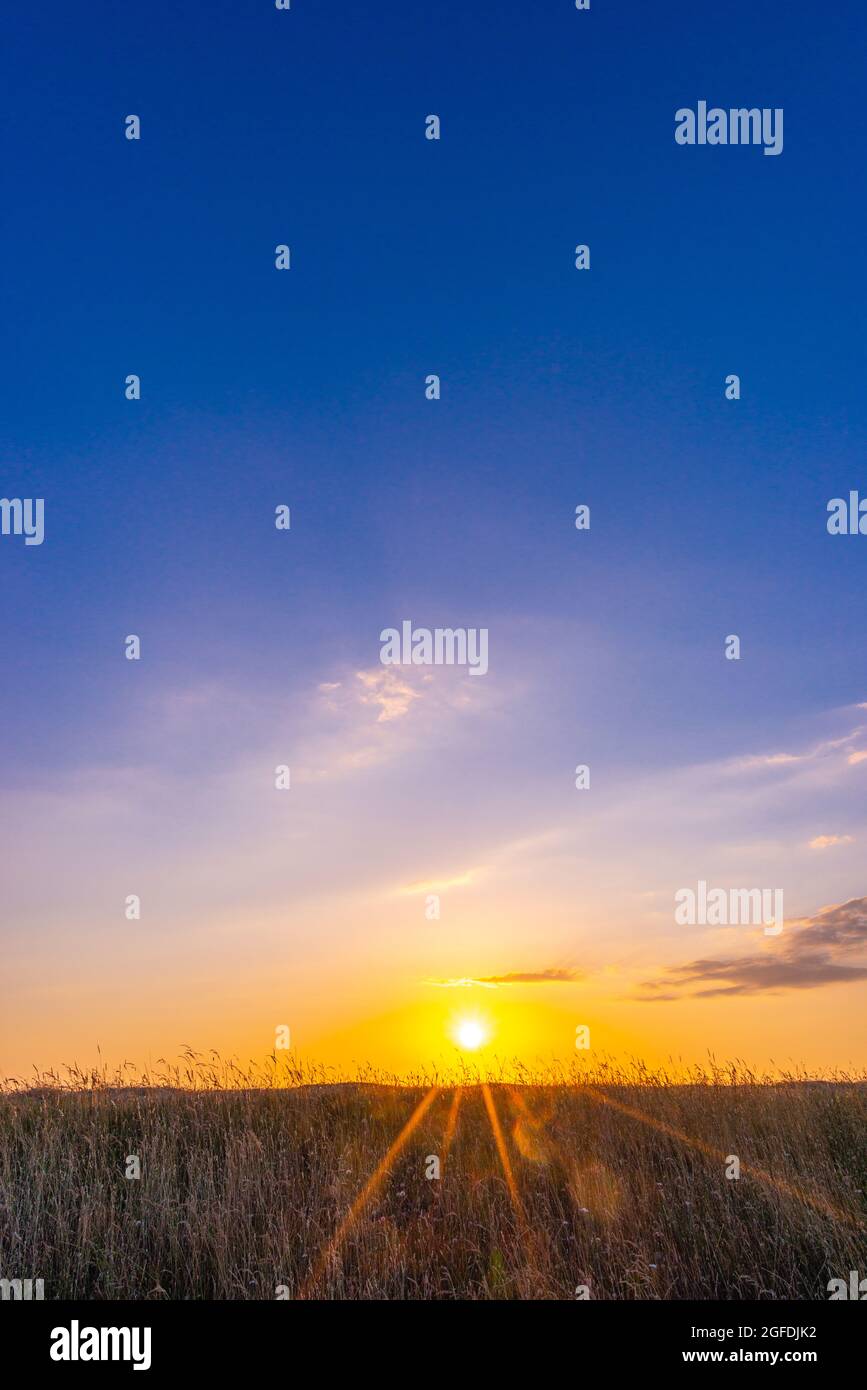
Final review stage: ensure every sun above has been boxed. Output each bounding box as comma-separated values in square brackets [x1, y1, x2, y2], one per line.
[454, 1017, 489, 1051]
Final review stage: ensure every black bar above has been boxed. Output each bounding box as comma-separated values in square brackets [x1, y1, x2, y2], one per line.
[6, 1298, 862, 1375]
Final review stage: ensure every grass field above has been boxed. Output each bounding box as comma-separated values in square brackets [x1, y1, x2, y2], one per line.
[1, 1057, 864, 1300]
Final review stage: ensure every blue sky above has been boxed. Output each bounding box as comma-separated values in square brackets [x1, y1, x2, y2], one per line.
[2, 1, 866, 1076]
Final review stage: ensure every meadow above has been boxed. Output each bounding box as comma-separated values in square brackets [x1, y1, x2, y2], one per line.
[1, 1055, 864, 1300]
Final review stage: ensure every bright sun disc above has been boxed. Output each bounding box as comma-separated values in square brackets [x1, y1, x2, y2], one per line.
[454, 1018, 487, 1051]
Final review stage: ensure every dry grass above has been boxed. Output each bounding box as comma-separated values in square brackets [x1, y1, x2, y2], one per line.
[1, 1053, 865, 1300]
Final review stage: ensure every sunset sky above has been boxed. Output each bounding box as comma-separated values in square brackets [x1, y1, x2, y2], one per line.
[2, 0, 866, 1080]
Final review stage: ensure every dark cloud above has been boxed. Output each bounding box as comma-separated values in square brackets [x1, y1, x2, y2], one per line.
[636, 896, 867, 1001]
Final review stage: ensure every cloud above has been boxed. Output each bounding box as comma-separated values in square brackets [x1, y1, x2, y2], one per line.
[809, 834, 854, 850]
[738, 752, 801, 769]
[354, 668, 423, 723]
[315, 667, 426, 727]
[397, 870, 478, 896]
[299, 662, 499, 783]
[477, 968, 581, 984]
[636, 896, 867, 1000]
[430, 968, 581, 988]
[428, 977, 497, 990]
[731, 730, 865, 775]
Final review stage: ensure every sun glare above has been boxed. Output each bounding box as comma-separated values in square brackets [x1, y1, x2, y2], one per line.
[454, 1018, 488, 1051]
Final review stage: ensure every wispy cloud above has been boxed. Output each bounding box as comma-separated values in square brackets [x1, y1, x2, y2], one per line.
[397, 870, 479, 896]
[429, 968, 581, 988]
[809, 834, 854, 850]
[354, 669, 423, 723]
[730, 729, 865, 775]
[428, 976, 498, 990]
[299, 663, 498, 781]
[477, 968, 582, 984]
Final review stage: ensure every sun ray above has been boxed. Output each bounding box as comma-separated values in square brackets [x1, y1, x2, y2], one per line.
[577, 1084, 860, 1229]
[302, 1085, 440, 1297]
[481, 1083, 522, 1209]
[441, 1086, 463, 1165]
[503, 1082, 861, 1240]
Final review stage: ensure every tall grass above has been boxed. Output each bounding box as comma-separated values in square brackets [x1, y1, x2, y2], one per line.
[1, 1054, 864, 1299]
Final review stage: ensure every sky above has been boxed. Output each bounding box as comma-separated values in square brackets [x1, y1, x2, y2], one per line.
[2, 0, 866, 1080]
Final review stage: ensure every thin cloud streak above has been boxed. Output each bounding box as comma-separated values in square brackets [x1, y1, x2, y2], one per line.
[429, 968, 581, 988]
